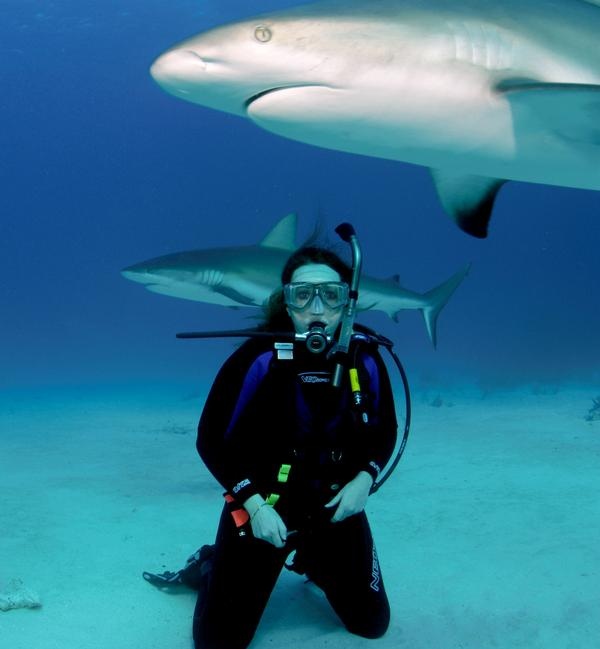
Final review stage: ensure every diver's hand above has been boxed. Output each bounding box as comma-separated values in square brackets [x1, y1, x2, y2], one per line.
[324, 471, 374, 523]
[244, 495, 288, 548]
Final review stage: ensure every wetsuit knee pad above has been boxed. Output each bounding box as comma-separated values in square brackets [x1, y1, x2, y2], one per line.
[346, 607, 390, 640]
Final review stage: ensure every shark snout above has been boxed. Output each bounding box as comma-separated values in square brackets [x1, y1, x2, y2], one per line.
[150, 49, 208, 93]
[121, 267, 148, 284]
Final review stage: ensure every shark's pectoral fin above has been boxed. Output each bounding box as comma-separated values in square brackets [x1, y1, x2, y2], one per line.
[430, 170, 506, 238]
[211, 285, 259, 306]
[497, 80, 600, 145]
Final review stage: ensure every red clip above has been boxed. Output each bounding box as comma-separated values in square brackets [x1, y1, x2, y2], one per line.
[224, 493, 250, 527]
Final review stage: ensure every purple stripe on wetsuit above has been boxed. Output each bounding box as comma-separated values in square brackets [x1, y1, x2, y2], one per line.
[361, 354, 380, 410]
[224, 350, 381, 440]
[224, 351, 273, 440]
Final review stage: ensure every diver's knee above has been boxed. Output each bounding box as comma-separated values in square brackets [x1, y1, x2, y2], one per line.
[348, 620, 389, 639]
[346, 603, 390, 639]
[350, 623, 389, 639]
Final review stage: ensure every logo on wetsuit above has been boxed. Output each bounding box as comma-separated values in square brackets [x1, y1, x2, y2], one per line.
[370, 546, 381, 592]
[232, 479, 251, 494]
[368, 461, 382, 478]
[299, 372, 330, 384]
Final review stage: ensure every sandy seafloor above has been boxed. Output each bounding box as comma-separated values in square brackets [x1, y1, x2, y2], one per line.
[1, 382, 599, 649]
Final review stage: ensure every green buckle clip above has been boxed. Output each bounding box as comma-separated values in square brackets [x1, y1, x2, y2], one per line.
[265, 493, 280, 506]
[277, 464, 291, 482]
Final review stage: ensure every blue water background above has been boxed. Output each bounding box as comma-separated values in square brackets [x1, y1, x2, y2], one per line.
[2, 0, 600, 391]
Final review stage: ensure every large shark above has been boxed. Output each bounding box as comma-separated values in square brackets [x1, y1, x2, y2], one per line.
[149, 0, 600, 238]
[122, 213, 468, 347]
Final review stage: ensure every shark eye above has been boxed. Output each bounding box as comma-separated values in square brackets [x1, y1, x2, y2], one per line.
[254, 25, 272, 43]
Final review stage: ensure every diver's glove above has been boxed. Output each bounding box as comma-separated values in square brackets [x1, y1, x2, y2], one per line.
[324, 471, 374, 523]
[244, 494, 288, 548]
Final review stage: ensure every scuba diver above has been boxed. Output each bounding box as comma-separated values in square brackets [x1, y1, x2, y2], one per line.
[144, 227, 410, 649]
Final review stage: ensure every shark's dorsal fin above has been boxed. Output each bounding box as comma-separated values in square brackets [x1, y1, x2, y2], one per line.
[430, 169, 506, 239]
[260, 213, 297, 250]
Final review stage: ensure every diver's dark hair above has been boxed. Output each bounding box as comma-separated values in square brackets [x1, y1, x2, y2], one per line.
[281, 246, 352, 285]
[261, 246, 351, 331]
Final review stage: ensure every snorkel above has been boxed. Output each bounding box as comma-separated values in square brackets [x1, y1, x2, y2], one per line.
[329, 223, 362, 387]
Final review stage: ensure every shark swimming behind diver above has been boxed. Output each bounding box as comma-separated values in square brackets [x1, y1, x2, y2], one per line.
[149, 0, 600, 238]
[121, 213, 469, 348]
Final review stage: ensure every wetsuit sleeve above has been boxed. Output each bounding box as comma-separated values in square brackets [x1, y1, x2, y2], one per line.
[196, 341, 270, 503]
[359, 350, 398, 484]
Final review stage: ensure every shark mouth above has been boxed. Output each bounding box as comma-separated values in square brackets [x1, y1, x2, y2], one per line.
[244, 83, 334, 110]
[245, 87, 286, 109]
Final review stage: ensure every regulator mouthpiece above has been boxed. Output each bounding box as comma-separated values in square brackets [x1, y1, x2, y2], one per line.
[305, 322, 328, 354]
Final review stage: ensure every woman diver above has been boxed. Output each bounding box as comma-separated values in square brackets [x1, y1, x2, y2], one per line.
[190, 244, 399, 649]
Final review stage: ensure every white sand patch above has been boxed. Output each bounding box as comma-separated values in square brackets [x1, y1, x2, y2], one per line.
[1, 384, 599, 648]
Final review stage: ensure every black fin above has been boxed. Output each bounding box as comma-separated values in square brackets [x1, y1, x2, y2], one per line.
[430, 169, 506, 238]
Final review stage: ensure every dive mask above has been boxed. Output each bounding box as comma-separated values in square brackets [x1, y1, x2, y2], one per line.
[284, 282, 349, 311]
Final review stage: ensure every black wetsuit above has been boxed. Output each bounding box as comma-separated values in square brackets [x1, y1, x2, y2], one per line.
[193, 334, 398, 649]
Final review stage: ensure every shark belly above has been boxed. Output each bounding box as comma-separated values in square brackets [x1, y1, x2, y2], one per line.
[144, 282, 239, 306]
[246, 67, 600, 190]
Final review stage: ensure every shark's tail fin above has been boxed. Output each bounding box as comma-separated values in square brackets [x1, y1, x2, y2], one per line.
[419, 264, 471, 348]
